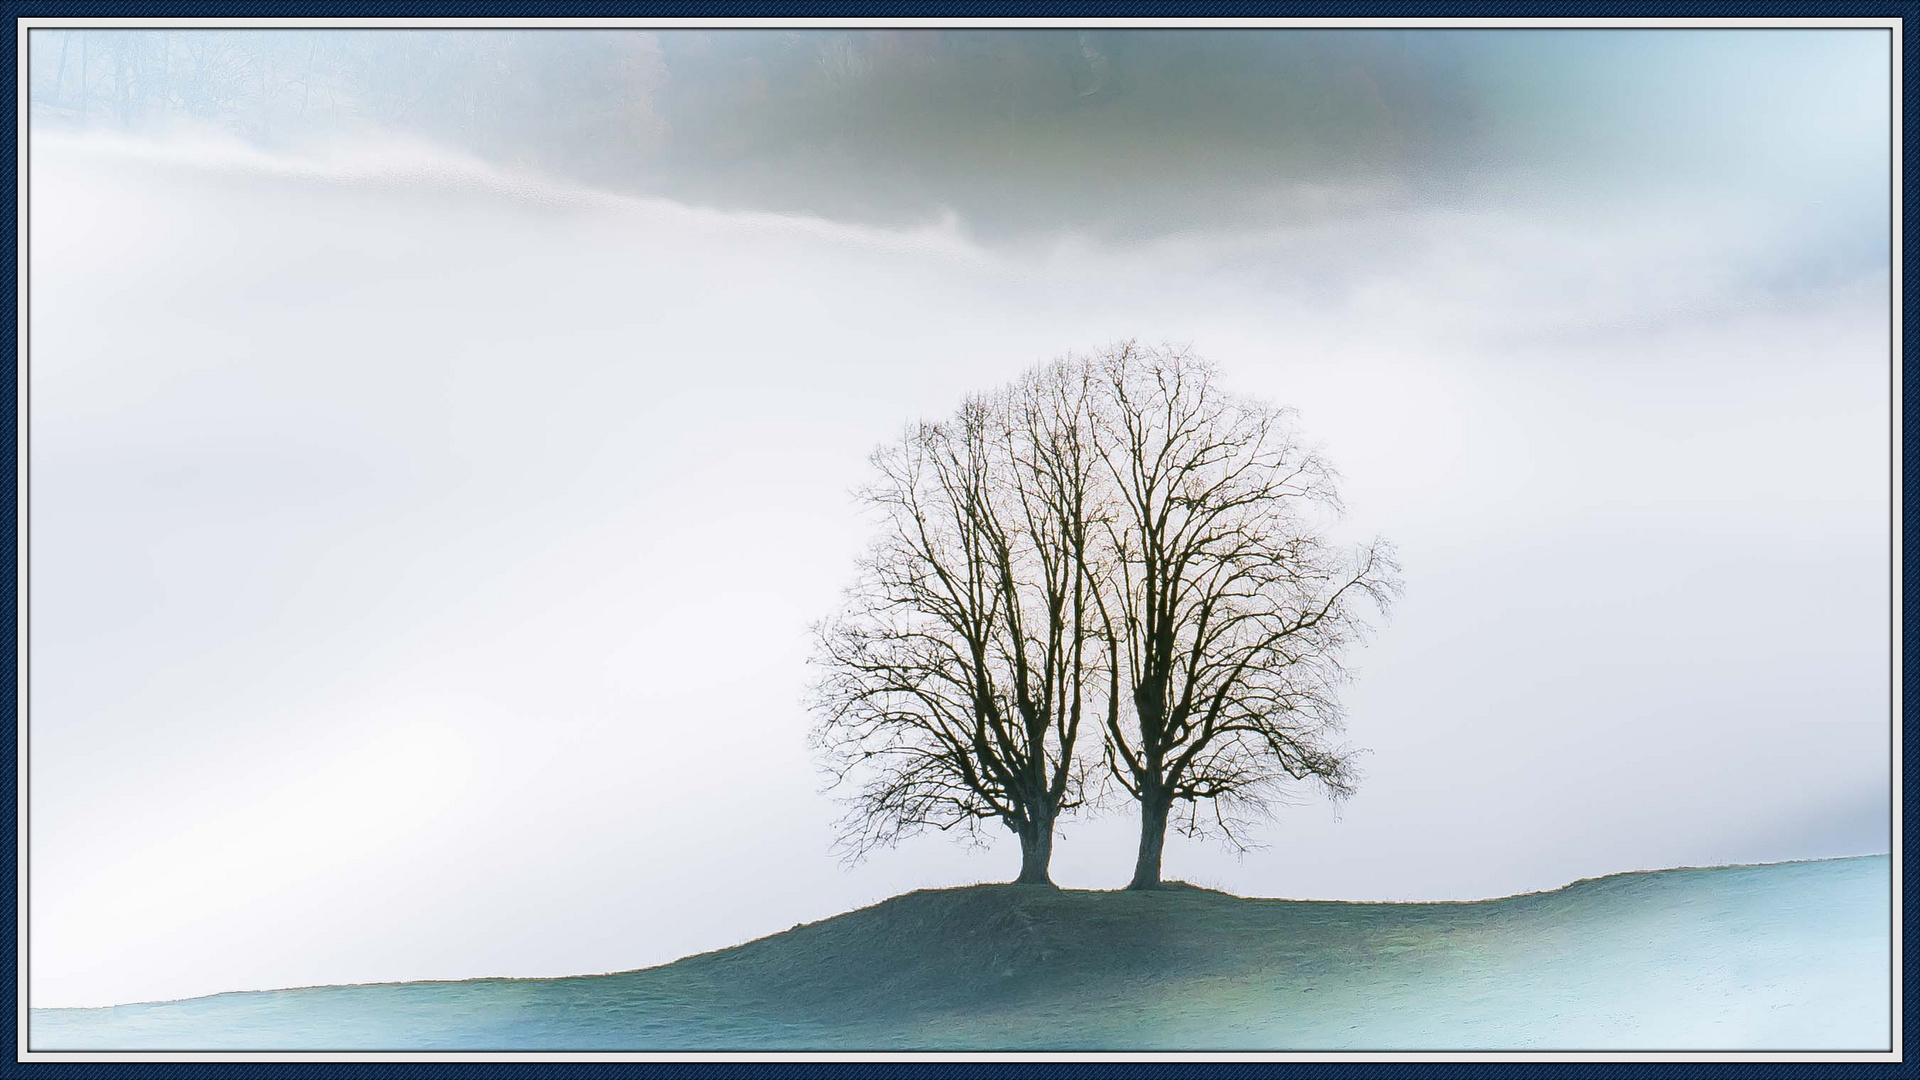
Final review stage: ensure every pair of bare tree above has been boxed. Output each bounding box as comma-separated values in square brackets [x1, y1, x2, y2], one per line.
[810, 343, 1399, 889]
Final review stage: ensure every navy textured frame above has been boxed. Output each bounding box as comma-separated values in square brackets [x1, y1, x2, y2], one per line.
[0, 8, 1910, 1076]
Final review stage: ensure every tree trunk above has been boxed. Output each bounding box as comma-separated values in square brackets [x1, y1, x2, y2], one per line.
[53, 31, 70, 108]
[112, 36, 127, 126]
[1014, 814, 1056, 886]
[299, 38, 316, 118]
[78, 32, 87, 120]
[1128, 787, 1172, 890]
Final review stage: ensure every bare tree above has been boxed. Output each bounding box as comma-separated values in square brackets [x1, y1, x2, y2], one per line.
[812, 344, 1395, 889]
[810, 365, 1106, 885]
[1089, 343, 1398, 889]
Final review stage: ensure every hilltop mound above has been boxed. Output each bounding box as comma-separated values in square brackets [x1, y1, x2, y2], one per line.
[32, 856, 1891, 1051]
[664, 880, 1245, 1018]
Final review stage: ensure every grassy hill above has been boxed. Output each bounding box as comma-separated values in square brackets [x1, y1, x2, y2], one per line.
[32, 855, 1890, 1051]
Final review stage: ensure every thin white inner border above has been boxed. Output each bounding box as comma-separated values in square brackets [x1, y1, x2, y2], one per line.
[11, 13, 1905, 1066]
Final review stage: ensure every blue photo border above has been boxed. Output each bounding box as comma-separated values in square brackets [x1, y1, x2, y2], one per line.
[0, 7, 1910, 1076]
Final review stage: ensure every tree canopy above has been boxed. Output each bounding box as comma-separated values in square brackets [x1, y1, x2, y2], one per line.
[811, 343, 1397, 887]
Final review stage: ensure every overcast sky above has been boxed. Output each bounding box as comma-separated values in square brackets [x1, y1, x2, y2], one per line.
[28, 28, 1891, 1009]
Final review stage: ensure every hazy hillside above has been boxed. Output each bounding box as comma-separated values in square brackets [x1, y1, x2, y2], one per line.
[33, 855, 1889, 1051]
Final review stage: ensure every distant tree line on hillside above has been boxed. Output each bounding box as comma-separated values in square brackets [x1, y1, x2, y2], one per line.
[31, 30, 669, 180]
[810, 343, 1399, 889]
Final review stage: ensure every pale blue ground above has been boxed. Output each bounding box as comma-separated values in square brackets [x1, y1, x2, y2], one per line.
[33, 855, 1890, 1051]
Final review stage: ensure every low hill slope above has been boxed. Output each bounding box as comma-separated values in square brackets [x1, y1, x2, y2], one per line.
[33, 855, 1890, 1051]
